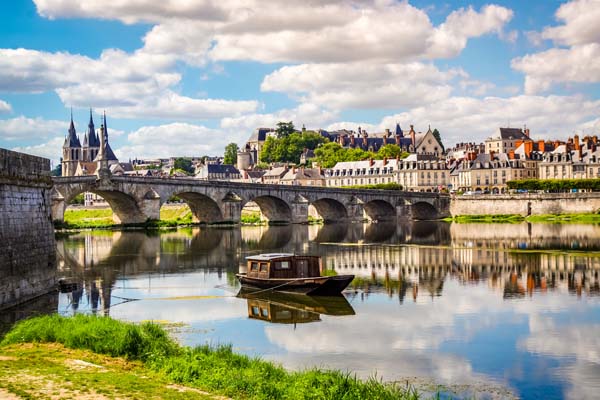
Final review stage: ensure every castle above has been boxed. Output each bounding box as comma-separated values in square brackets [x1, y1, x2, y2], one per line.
[61, 110, 119, 176]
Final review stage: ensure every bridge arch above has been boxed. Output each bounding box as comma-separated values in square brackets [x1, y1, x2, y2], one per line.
[363, 199, 396, 221]
[411, 201, 439, 220]
[58, 188, 148, 224]
[310, 198, 347, 223]
[171, 191, 223, 223]
[247, 195, 292, 223]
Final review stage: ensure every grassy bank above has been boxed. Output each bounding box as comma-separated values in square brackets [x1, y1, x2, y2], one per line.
[1, 315, 417, 400]
[447, 213, 600, 224]
[60, 205, 195, 229]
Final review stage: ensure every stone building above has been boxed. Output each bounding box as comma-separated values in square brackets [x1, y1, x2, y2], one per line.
[325, 158, 399, 187]
[280, 167, 325, 186]
[397, 154, 449, 192]
[538, 135, 600, 180]
[61, 111, 119, 177]
[484, 127, 531, 155]
[195, 164, 241, 180]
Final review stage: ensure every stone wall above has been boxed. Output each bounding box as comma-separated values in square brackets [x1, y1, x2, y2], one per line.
[0, 148, 56, 310]
[450, 193, 600, 216]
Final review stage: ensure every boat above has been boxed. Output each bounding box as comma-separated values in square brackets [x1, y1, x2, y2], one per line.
[236, 253, 354, 296]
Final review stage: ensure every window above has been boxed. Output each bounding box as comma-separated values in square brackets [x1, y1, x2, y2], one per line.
[279, 261, 290, 269]
[252, 306, 260, 316]
[259, 263, 268, 272]
[261, 308, 269, 317]
[250, 262, 258, 271]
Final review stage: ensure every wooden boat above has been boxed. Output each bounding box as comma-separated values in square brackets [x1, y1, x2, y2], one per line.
[236, 253, 354, 296]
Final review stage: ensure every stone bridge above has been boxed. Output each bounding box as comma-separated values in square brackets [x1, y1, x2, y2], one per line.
[51, 176, 450, 224]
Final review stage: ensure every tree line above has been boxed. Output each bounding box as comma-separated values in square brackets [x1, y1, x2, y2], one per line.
[507, 178, 600, 191]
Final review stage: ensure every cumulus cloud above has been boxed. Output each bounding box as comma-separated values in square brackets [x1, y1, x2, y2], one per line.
[0, 99, 11, 114]
[376, 94, 600, 145]
[0, 115, 65, 141]
[512, 0, 600, 93]
[12, 136, 64, 163]
[220, 103, 339, 133]
[0, 48, 258, 119]
[33, 1, 513, 64]
[261, 63, 460, 110]
[114, 122, 237, 159]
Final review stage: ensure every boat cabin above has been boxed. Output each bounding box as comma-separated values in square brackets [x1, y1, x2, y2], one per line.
[246, 298, 320, 324]
[245, 253, 322, 279]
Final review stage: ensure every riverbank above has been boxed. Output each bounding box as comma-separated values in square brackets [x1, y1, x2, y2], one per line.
[0, 315, 418, 399]
[446, 212, 600, 223]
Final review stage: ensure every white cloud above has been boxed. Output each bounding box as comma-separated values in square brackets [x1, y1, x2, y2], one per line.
[512, 0, 600, 93]
[0, 99, 11, 114]
[512, 43, 600, 94]
[12, 136, 64, 163]
[220, 103, 339, 134]
[0, 116, 65, 141]
[541, 0, 600, 46]
[0, 48, 258, 119]
[377, 94, 600, 145]
[261, 63, 459, 110]
[115, 122, 237, 159]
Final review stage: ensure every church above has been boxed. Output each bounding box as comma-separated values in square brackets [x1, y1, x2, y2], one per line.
[61, 110, 122, 176]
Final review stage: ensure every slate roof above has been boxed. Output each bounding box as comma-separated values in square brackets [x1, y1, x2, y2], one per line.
[281, 168, 324, 181]
[248, 127, 275, 142]
[488, 128, 529, 141]
[63, 116, 81, 148]
[205, 164, 241, 175]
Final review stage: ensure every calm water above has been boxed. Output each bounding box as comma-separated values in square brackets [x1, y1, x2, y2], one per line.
[3, 222, 600, 399]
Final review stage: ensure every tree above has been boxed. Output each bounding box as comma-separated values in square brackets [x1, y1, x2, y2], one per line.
[275, 121, 295, 139]
[377, 144, 407, 159]
[432, 128, 444, 152]
[50, 163, 62, 176]
[173, 157, 194, 175]
[260, 131, 327, 164]
[224, 142, 239, 165]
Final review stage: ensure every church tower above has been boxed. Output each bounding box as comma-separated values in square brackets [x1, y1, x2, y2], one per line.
[61, 110, 82, 176]
[82, 109, 100, 162]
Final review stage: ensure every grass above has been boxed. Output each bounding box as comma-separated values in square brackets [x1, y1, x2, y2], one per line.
[1, 315, 420, 400]
[447, 212, 600, 224]
[240, 212, 264, 225]
[447, 214, 525, 223]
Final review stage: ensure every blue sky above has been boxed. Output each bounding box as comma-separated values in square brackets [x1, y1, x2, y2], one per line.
[0, 0, 599, 165]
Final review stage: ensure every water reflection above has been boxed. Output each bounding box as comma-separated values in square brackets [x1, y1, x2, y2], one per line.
[237, 289, 355, 325]
[3, 221, 600, 399]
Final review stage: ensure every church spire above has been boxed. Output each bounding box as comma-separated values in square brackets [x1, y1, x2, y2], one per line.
[64, 108, 81, 148]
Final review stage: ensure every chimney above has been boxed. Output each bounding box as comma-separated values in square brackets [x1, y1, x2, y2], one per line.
[385, 128, 391, 137]
[363, 135, 368, 146]
[383, 157, 388, 165]
[574, 134, 580, 150]
[395, 134, 401, 145]
[489, 150, 494, 160]
[538, 140, 545, 152]
[410, 125, 416, 147]
[369, 158, 374, 167]
[593, 135, 598, 145]
[350, 135, 355, 146]
[524, 128, 530, 137]
[508, 150, 515, 160]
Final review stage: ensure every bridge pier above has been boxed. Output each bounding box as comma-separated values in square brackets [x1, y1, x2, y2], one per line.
[221, 197, 243, 223]
[290, 195, 310, 224]
[346, 196, 367, 223]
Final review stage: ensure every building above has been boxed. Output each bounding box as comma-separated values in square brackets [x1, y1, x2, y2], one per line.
[280, 167, 325, 186]
[61, 110, 119, 177]
[538, 135, 600, 180]
[195, 164, 241, 180]
[484, 127, 531, 155]
[262, 166, 289, 184]
[325, 159, 399, 187]
[397, 154, 449, 192]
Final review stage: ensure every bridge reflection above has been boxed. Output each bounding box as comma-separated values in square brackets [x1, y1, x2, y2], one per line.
[54, 222, 600, 316]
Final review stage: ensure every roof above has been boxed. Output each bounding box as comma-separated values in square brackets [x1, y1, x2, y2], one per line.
[487, 128, 529, 141]
[248, 127, 275, 142]
[63, 117, 81, 148]
[246, 253, 296, 261]
[329, 158, 399, 170]
[281, 168, 324, 181]
[263, 166, 288, 178]
[205, 164, 241, 174]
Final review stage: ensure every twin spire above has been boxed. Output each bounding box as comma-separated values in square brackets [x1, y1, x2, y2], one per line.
[63, 109, 117, 161]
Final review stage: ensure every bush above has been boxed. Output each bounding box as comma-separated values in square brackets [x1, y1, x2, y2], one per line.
[507, 178, 600, 192]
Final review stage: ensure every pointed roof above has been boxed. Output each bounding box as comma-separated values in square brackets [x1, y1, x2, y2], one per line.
[103, 112, 118, 161]
[63, 110, 82, 148]
[395, 123, 403, 137]
[87, 109, 100, 147]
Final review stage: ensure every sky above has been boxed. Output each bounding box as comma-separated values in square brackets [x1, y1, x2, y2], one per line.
[0, 0, 599, 166]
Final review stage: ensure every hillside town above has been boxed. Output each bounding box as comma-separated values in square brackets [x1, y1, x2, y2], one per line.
[60, 112, 600, 194]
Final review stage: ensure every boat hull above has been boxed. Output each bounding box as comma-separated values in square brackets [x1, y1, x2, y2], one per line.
[236, 274, 354, 296]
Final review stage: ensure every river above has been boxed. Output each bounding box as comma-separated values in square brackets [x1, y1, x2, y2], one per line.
[2, 221, 600, 399]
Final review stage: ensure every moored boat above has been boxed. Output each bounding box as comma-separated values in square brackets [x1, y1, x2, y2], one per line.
[236, 253, 354, 296]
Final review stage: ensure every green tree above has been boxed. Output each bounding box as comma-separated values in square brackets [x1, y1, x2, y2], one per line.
[223, 142, 239, 165]
[173, 158, 194, 175]
[51, 163, 62, 176]
[275, 121, 295, 139]
[260, 131, 327, 164]
[376, 144, 408, 159]
[432, 128, 444, 152]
